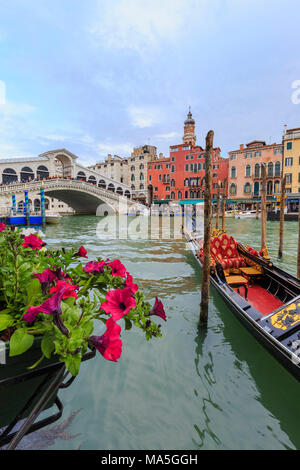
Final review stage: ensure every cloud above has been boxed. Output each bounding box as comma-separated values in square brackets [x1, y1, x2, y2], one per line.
[155, 131, 180, 140]
[89, 0, 199, 54]
[127, 105, 163, 128]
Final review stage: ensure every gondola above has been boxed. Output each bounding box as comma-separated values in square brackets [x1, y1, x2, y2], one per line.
[184, 218, 300, 382]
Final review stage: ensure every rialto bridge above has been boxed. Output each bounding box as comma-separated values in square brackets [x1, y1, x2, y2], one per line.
[0, 149, 141, 215]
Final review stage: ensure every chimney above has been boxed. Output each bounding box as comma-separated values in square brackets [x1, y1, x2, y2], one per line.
[240, 144, 244, 150]
[159, 152, 163, 159]
[284, 124, 287, 135]
[107, 153, 112, 162]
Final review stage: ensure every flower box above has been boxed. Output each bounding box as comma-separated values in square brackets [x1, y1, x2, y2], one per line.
[0, 336, 59, 429]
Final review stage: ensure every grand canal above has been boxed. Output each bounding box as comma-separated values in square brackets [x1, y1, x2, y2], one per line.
[20, 215, 299, 450]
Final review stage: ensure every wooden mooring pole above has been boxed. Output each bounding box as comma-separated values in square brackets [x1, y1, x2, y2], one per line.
[222, 178, 227, 232]
[260, 163, 267, 251]
[215, 181, 220, 229]
[278, 174, 286, 258]
[200, 130, 213, 325]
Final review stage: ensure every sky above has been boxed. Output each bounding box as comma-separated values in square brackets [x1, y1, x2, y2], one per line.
[0, 0, 300, 166]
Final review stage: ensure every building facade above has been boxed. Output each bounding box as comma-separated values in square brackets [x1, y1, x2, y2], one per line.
[129, 145, 158, 202]
[88, 154, 129, 185]
[147, 110, 228, 202]
[228, 140, 283, 207]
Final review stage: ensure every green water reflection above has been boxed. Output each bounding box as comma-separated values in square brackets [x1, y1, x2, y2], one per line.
[19, 216, 299, 450]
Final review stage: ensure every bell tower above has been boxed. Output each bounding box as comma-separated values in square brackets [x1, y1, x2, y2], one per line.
[183, 107, 196, 146]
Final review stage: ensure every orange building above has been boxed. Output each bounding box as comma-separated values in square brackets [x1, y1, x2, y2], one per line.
[228, 140, 283, 207]
[148, 110, 228, 202]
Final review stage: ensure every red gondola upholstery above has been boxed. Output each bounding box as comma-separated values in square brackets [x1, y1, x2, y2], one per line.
[210, 233, 247, 270]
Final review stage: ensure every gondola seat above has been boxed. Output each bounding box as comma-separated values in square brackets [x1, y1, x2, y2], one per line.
[210, 233, 247, 270]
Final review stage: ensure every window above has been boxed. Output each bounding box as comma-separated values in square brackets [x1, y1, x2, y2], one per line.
[245, 165, 251, 177]
[159, 175, 162, 181]
[140, 173, 144, 180]
[185, 164, 189, 171]
[254, 151, 261, 157]
[268, 162, 273, 177]
[185, 155, 189, 160]
[139, 164, 144, 169]
[231, 166, 236, 178]
[190, 164, 194, 171]
[275, 161, 281, 177]
[286, 142, 293, 150]
[170, 191, 175, 199]
[149, 165, 152, 170]
[274, 180, 280, 194]
[171, 157, 175, 162]
[254, 163, 260, 178]
[244, 182, 251, 194]
[274, 148, 282, 155]
[171, 165, 175, 173]
[286, 173, 292, 184]
[267, 181, 273, 195]
[190, 156, 194, 160]
[182, 146, 190, 150]
[154, 187, 158, 191]
[171, 179, 175, 187]
[245, 152, 252, 158]
[171, 147, 178, 152]
[198, 163, 201, 171]
[285, 157, 293, 167]
[184, 178, 189, 187]
[149, 175, 152, 182]
[230, 154, 237, 160]
[178, 191, 182, 199]
[298, 173, 300, 183]
[229, 183, 237, 195]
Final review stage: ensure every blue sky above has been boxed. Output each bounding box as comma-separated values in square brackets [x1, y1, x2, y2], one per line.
[0, 0, 300, 165]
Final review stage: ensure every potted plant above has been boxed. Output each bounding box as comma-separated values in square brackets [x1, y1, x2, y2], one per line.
[0, 223, 166, 428]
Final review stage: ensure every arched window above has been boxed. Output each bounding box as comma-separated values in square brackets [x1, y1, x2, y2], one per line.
[171, 179, 175, 187]
[275, 161, 281, 177]
[34, 199, 41, 211]
[139, 164, 144, 170]
[274, 180, 280, 194]
[184, 178, 189, 187]
[140, 173, 144, 180]
[254, 163, 260, 178]
[37, 165, 49, 179]
[267, 181, 273, 195]
[18, 201, 23, 212]
[116, 187, 123, 195]
[20, 166, 34, 182]
[268, 162, 273, 177]
[190, 191, 194, 199]
[77, 171, 86, 181]
[45, 198, 50, 210]
[130, 166, 135, 171]
[229, 183, 237, 195]
[124, 190, 131, 198]
[88, 175, 97, 185]
[139, 184, 144, 190]
[131, 174, 135, 181]
[231, 166, 236, 178]
[2, 168, 17, 184]
[107, 183, 115, 192]
[131, 185, 135, 190]
[244, 182, 251, 194]
[170, 191, 175, 199]
[178, 191, 182, 199]
[245, 165, 251, 177]
[98, 180, 106, 188]
[185, 190, 188, 198]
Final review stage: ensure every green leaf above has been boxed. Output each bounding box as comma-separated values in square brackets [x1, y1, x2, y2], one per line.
[41, 335, 55, 359]
[9, 328, 34, 357]
[26, 278, 42, 305]
[64, 354, 82, 376]
[124, 317, 132, 331]
[0, 314, 14, 331]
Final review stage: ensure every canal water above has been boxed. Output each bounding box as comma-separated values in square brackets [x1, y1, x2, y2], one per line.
[20, 216, 299, 450]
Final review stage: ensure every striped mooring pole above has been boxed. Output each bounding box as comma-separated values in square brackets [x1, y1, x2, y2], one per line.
[12, 194, 17, 216]
[24, 190, 30, 226]
[40, 186, 46, 227]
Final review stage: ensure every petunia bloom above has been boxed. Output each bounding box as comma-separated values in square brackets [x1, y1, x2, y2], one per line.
[50, 280, 79, 300]
[0, 223, 6, 232]
[107, 259, 127, 278]
[74, 246, 88, 258]
[149, 297, 167, 321]
[34, 268, 57, 295]
[22, 233, 46, 250]
[100, 287, 136, 321]
[83, 260, 106, 274]
[89, 317, 122, 362]
[124, 272, 138, 295]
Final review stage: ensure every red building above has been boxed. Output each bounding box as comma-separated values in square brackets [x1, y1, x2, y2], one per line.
[148, 109, 228, 202]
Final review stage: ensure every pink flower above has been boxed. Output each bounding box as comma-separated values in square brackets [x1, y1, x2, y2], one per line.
[0, 223, 6, 232]
[149, 297, 166, 321]
[34, 268, 57, 285]
[50, 280, 79, 300]
[74, 246, 88, 258]
[100, 287, 136, 321]
[89, 317, 122, 362]
[83, 260, 106, 274]
[22, 233, 46, 250]
[107, 259, 127, 278]
[124, 272, 138, 295]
